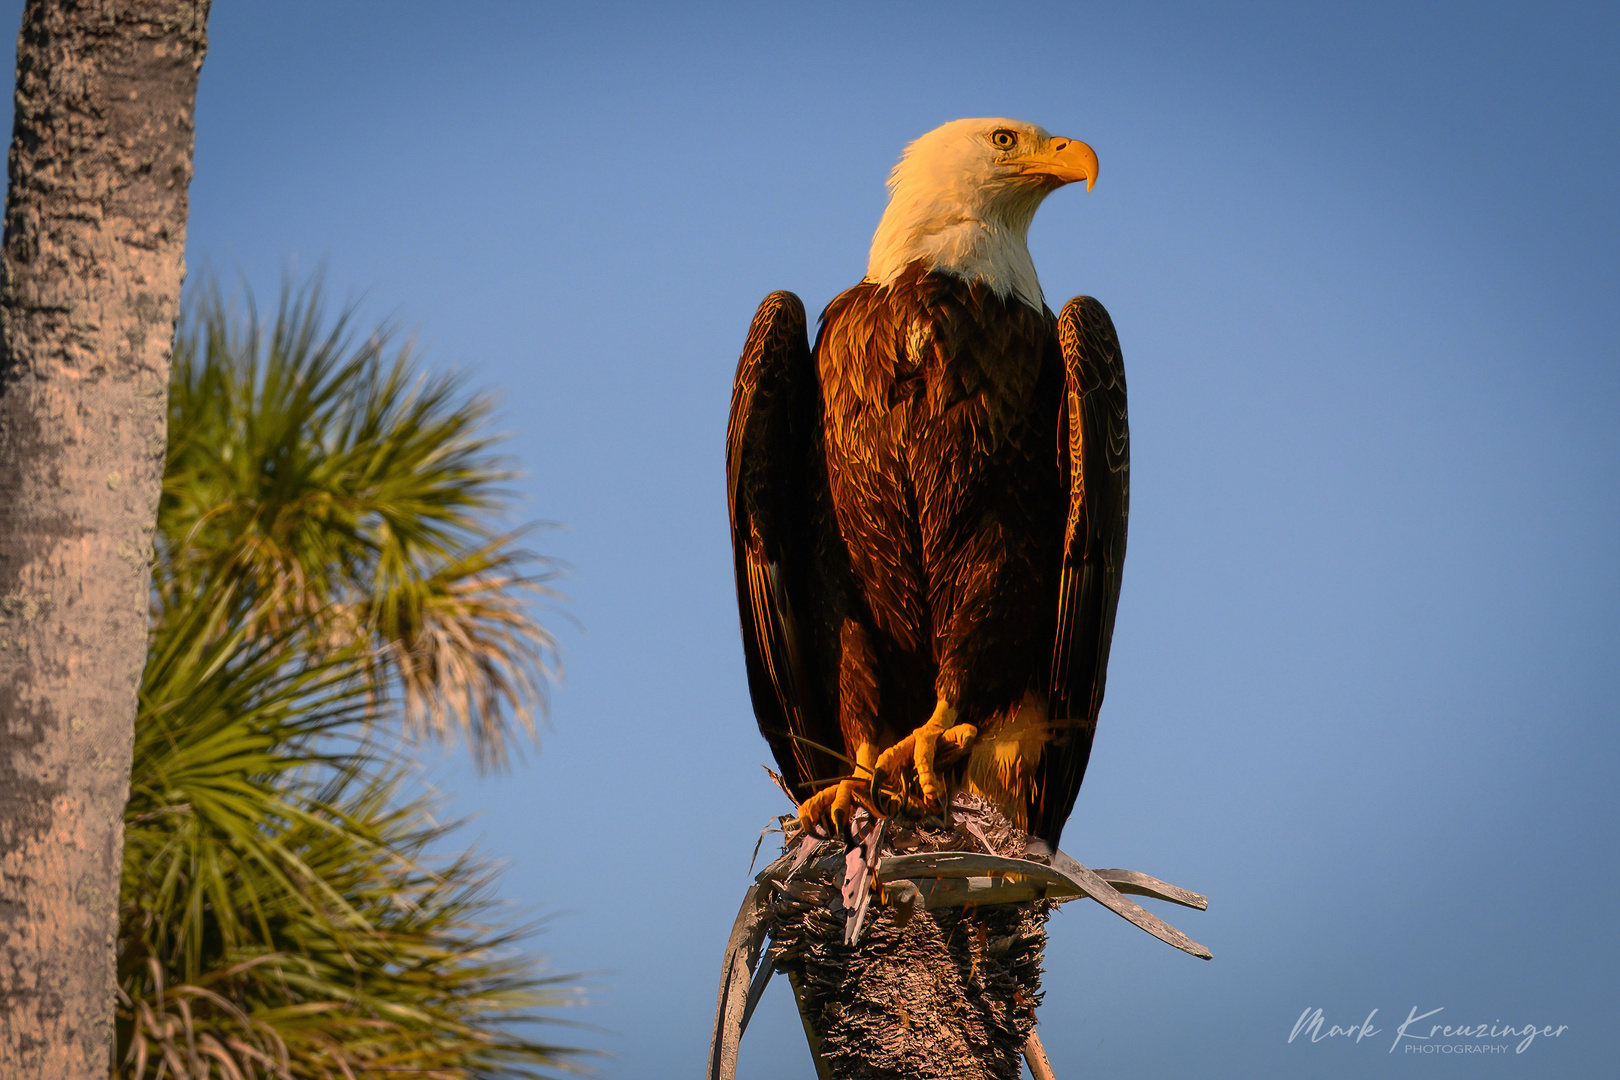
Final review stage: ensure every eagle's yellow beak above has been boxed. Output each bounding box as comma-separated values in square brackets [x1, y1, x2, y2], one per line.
[1010, 137, 1098, 191]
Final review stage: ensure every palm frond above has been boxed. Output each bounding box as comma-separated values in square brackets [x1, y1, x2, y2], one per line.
[160, 272, 560, 766]
[118, 273, 588, 1079]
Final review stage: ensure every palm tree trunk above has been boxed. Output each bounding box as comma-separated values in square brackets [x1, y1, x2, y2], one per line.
[0, 2, 208, 1075]
[770, 798, 1048, 1080]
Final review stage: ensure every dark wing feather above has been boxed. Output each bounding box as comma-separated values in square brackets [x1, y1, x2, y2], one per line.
[727, 292, 841, 801]
[1033, 296, 1130, 847]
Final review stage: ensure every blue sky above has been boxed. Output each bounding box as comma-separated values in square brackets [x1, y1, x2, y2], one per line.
[15, 1, 1619, 1076]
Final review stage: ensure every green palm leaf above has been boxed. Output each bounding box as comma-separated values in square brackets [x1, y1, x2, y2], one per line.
[118, 275, 588, 1079]
[162, 273, 559, 767]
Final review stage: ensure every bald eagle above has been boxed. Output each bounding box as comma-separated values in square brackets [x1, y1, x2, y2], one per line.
[728, 119, 1127, 849]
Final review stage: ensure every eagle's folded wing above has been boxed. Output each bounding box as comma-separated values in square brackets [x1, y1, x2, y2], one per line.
[727, 291, 841, 800]
[1034, 295, 1130, 846]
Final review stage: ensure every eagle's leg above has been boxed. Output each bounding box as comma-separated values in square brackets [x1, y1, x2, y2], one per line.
[797, 741, 880, 836]
[875, 700, 979, 810]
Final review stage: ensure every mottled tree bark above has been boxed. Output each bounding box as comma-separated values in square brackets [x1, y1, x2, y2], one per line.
[769, 799, 1048, 1080]
[0, 2, 208, 1076]
[779, 884, 1048, 1080]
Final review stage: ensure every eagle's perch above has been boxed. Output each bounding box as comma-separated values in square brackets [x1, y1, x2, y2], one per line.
[718, 118, 1166, 1079]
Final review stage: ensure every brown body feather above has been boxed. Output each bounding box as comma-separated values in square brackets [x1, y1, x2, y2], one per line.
[728, 264, 1127, 847]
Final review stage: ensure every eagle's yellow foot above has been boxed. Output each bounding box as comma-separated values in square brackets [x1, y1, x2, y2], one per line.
[796, 742, 879, 836]
[874, 701, 976, 810]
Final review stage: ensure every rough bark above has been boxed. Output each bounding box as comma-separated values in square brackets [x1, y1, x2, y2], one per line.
[0, 2, 208, 1076]
[768, 798, 1049, 1080]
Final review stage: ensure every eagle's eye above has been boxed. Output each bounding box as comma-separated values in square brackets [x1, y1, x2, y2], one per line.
[990, 129, 1018, 150]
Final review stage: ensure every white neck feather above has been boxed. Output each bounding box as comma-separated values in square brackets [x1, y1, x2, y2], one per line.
[865, 180, 1049, 311]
